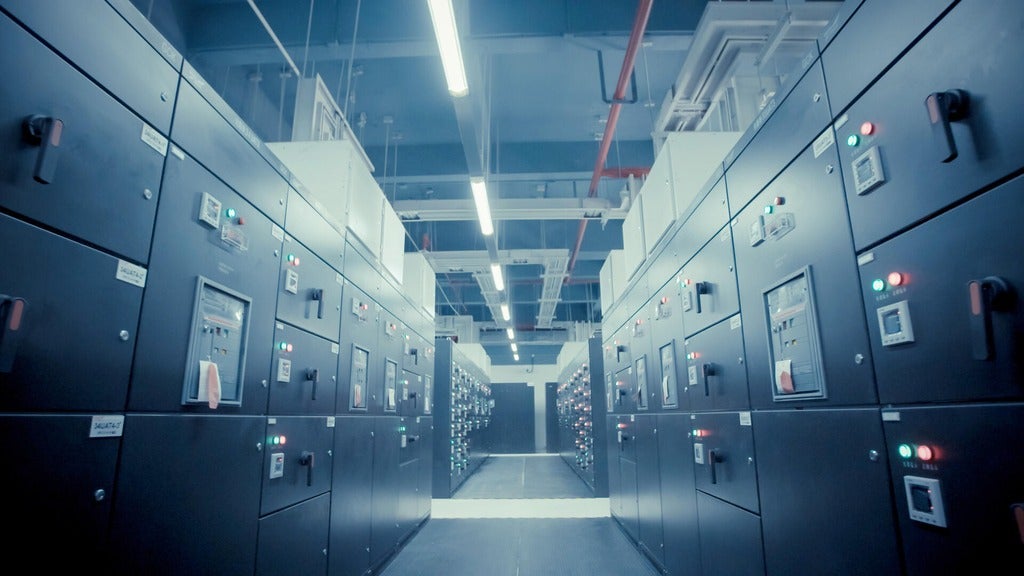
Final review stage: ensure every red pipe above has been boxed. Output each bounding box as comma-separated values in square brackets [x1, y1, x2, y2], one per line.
[566, 0, 654, 279]
[601, 166, 650, 179]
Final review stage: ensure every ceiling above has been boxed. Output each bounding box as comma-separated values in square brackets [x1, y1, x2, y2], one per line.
[133, 0, 841, 366]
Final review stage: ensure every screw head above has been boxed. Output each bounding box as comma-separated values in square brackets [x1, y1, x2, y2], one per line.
[119, 330, 130, 342]
[143, 188, 153, 199]
[868, 449, 880, 462]
[854, 353, 865, 365]
[94, 489, 106, 501]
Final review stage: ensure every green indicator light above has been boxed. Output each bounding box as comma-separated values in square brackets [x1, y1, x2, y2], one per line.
[279, 342, 288, 350]
[872, 279, 886, 292]
[847, 134, 860, 147]
[898, 444, 913, 459]
[287, 253, 295, 262]
[764, 205, 773, 214]
[226, 208, 237, 218]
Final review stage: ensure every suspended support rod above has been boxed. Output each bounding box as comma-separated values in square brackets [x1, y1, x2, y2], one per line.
[246, 0, 301, 78]
[567, 0, 654, 278]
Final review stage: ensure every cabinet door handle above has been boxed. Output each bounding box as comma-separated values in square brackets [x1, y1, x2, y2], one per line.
[299, 451, 315, 486]
[23, 115, 64, 184]
[0, 296, 28, 373]
[924, 89, 968, 163]
[967, 276, 1011, 360]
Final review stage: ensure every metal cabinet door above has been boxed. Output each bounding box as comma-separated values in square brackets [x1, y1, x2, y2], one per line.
[0, 13, 164, 264]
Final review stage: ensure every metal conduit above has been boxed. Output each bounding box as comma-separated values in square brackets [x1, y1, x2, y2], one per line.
[566, 0, 655, 279]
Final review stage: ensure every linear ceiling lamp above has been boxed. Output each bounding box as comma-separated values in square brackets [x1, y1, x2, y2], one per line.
[510, 342, 518, 352]
[471, 178, 494, 236]
[506, 327, 515, 340]
[490, 263, 505, 291]
[500, 303, 511, 321]
[513, 353, 520, 361]
[426, 0, 469, 97]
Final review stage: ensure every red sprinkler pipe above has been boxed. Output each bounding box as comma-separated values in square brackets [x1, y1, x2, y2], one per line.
[566, 0, 654, 279]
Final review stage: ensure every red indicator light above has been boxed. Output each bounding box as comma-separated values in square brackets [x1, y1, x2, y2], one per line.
[279, 435, 286, 445]
[293, 258, 300, 267]
[237, 216, 246, 226]
[916, 445, 933, 461]
[887, 272, 904, 287]
[773, 196, 785, 206]
[860, 122, 875, 136]
[661, 297, 669, 304]
[286, 344, 293, 353]
[617, 423, 627, 430]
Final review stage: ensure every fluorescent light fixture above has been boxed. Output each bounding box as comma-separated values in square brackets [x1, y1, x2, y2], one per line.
[511, 343, 518, 352]
[471, 178, 494, 236]
[491, 263, 505, 291]
[426, 0, 469, 97]
[506, 327, 515, 340]
[501, 303, 510, 321]
[513, 353, 520, 361]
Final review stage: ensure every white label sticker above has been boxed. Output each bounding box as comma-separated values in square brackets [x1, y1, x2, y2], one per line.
[693, 442, 705, 464]
[170, 145, 185, 160]
[326, 417, 336, 428]
[857, 252, 876, 266]
[331, 343, 340, 354]
[812, 129, 835, 158]
[336, 273, 344, 285]
[730, 315, 742, 330]
[882, 411, 901, 422]
[89, 415, 124, 438]
[141, 124, 168, 156]
[833, 113, 849, 131]
[276, 358, 292, 383]
[739, 411, 752, 426]
[272, 225, 285, 241]
[115, 260, 147, 288]
[276, 322, 285, 330]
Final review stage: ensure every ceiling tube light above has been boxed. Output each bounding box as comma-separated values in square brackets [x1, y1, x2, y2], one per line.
[514, 353, 520, 361]
[491, 263, 505, 291]
[471, 178, 494, 236]
[507, 327, 515, 340]
[511, 342, 518, 353]
[426, 0, 469, 97]
[501, 303, 511, 321]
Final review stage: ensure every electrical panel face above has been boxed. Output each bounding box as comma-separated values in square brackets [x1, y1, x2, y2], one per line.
[349, 345, 369, 410]
[270, 323, 339, 415]
[859, 176, 1024, 405]
[837, 0, 1024, 251]
[763, 268, 825, 402]
[557, 362, 596, 472]
[182, 276, 251, 408]
[0, 13, 165, 265]
[685, 315, 749, 412]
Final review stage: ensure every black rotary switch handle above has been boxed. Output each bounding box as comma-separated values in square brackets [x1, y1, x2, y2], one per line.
[702, 363, 716, 397]
[311, 288, 325, 319]
[694, 282, 709, 314]
[708, 449, 722, 485]
[23, 115, 64, 184]
[299, 451, 315, 487]
[967, 276, 1011, 360]
[305, 368, 319, 400]
[925, 89, 969, 163]
[0, 296, 28, 373]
